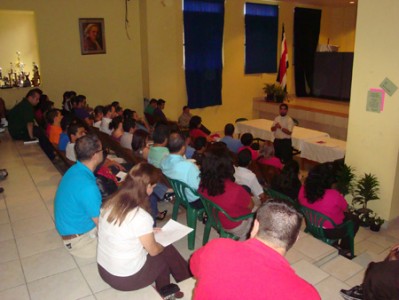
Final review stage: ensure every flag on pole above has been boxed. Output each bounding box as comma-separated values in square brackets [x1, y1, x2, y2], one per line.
[276, 24, 289, 91]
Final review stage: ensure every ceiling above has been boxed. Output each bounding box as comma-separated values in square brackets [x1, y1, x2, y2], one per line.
[276, 0, 357, 7]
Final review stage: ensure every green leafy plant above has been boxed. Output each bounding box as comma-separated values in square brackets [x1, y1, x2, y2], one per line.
[335, 163, 356, 196]
[263, 83, 276, 95]
[352, 173, 380, 214]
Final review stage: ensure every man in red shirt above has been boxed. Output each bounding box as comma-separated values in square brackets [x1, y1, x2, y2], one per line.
[190, 201, 320, 300]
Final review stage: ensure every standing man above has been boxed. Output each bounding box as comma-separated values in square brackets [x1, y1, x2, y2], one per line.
[54, 134, 103, 258]
[271, 103, 294, 163]
[190, 201, 320, 299]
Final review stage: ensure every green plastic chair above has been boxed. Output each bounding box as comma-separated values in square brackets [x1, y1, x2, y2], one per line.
[265, 188, 300, 211]
[300, 206, 355, 258]
[199, 194, 254, 245]
[165, 177, 205, 250]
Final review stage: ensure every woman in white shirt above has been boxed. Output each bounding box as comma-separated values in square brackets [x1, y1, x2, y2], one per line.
[97, 162, 191, 292]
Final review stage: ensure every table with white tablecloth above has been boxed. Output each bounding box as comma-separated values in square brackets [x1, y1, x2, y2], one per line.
[235, 119, 346, 163]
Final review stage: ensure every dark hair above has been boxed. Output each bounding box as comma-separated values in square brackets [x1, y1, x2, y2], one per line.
[150, 98, 157, 104]
[26, 88, 43, 98]
[67, 123, 84, 140]
[61, 115, 73, 131]
[256, 200, 302, 251]
[167, 132, 185, 153]
[109, 116, 123, 130]
[123, 109, 134, 120]
[193, 136, 207, 150]
[115, 106, 123, 114]
[280, 103, 288, 110]
[75, 134, 101, 162]
[123, 118, 136, 132]
[111, 101, 120, 108]
[94, 105, 104, 116]
[76, 95, 86, 104]
[199, 142, 235, 196]
[157, 99, 165, 106]
[183, 105, 189, 111]
[224, 123, 235, 136]
[103, 105, 113, 116]
[131, 129, 149, 152]
[101, 162, 161, 226]
[189, 115, 202, 130]
[271, 160, 301, 200]
[46, 109, 60, 125]
[304, 162, 337, 204]
[237, 148, 252, 167]
[152, 124, 170, 144]
[240, 133, 253, 146]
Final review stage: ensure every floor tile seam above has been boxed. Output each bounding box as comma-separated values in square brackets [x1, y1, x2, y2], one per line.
[0, 283, 29, 296]
[23, 261, 79, 284]
[0, 257, 30, 294]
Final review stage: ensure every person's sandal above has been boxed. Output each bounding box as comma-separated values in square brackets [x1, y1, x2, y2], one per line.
[159, 283, 184, 299]
[156, 210, 168, 221]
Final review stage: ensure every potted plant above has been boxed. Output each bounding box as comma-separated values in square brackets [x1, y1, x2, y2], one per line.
[335, 163, 356, 196]
[263, 83, 276, 101]
[352, 173, 380, 227]
[274, 84, 287, 103]
[369, 214, 384, 232]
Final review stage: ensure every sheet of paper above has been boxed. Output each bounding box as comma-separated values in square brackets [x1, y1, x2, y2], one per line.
[154, 219, 193, 247]
[366, 90, 382, 113]
[380, 77, 398, 97]
[370, 88, 385, 111]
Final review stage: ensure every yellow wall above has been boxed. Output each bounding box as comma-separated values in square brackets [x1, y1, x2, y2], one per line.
[320, 6, 357, 52]
[0, 0, 143, 111]
[346, 0, 399, 220]
[0, 10, 40, 79]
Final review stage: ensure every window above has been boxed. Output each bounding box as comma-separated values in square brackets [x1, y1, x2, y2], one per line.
[183, 0, 225, 108]
[244, 3, 278, 74]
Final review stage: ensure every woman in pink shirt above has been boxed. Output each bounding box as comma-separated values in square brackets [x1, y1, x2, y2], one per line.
[298, 162, 359, 257]
[199, 142, 254, 240]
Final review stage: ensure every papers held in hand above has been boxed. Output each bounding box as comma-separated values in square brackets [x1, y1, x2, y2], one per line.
[155, 219, 193, 247]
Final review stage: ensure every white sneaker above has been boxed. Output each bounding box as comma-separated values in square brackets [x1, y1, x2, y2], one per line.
[0, 127, 5, 133]
[1, 118, 7, 127]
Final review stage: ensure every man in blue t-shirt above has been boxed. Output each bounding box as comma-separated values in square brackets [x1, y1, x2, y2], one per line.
[220, 123, 243, 153]
[54, 134, 104, 258]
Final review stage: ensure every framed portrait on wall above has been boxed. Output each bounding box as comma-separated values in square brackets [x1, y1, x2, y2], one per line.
[79, 18, 106, 55]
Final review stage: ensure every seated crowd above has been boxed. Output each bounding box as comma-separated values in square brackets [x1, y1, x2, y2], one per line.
[4, 88, 393, 299]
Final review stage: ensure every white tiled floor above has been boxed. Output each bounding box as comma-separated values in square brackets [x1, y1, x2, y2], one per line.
[1, 131, 398, 300]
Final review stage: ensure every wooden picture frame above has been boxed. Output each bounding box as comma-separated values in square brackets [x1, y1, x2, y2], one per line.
[79, 18, 106, 55]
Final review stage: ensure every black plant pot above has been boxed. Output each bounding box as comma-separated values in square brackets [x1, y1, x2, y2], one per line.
[275, 95, 285, 103]
[370, 224, 381, 232]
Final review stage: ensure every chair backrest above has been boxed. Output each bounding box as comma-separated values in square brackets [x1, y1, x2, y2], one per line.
[198, 193, 254, 239]
[166, 177, 199, 207]
[266, 188, 299, 210]
[300, 206, 338, 240]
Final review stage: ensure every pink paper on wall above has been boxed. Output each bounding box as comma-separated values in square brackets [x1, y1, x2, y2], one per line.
[370, 88, 385, 111]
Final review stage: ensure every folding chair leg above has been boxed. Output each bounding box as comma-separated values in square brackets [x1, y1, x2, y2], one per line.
[171, 199, 181, 220]
[186, 209, 197, 250]
[203, 223, 211, 246]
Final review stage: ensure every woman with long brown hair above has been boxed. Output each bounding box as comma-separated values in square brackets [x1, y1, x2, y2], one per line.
[97, 162, 190, 293]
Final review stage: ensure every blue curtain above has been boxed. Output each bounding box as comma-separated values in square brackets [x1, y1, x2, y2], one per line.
[245, 3, 278, 74]
[184, 0, 224, 109]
